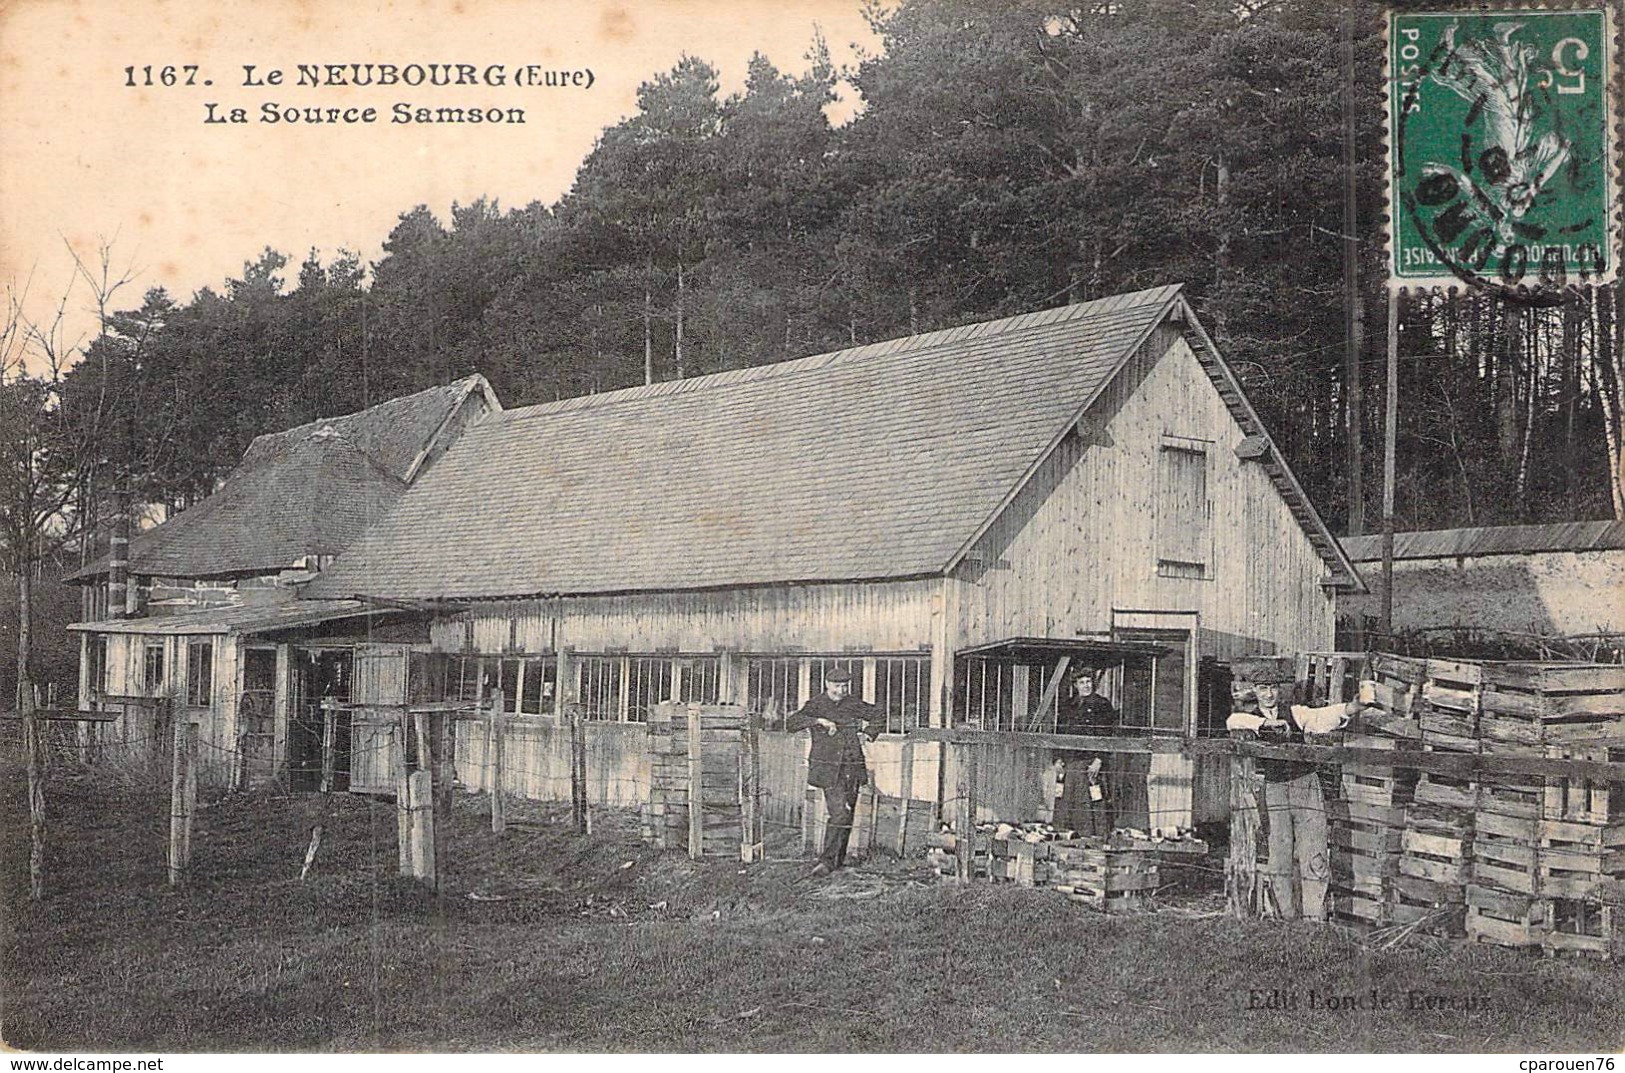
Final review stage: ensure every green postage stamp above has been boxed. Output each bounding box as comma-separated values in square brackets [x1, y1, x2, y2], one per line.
[1388, 7, 1618, 292]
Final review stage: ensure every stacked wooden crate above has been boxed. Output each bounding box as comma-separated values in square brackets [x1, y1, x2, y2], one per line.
[924, 824, 1198, 912]
[924, 827, 988, 878]
[1465, 664, 1625, 958]
[988, 829, 1056, 887]
[1328, 655, 1423, 927]
[643, 703, 746, 857]
[1386, 658, 1481, 935]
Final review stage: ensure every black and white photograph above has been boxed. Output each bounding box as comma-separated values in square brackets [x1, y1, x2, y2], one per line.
[2, 0, 1623, 1058]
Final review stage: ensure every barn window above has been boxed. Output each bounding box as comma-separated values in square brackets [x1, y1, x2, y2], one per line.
[746, 657, 801, 724]
[1157, 436, 1210, 578]
[626, 658, 672, 722]
[87, 636, 108, 698]
[679, 657, 722, 705]
[447, 655, 486, 702]
[185, 640, 213, 707]
[958, 658, 1014, 730]
[518, 658, 557, 715]
[876, 656, 929, 732]
[494, 656, 557, 715]
[143, 643, 165, 695]
[576, 656, 623, 721]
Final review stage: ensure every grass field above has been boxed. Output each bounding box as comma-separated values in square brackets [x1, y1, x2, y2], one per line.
[3, 753, 1622, 1053]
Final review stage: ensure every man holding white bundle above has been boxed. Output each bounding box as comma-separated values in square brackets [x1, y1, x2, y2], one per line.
[1226, 672, 1370, 921]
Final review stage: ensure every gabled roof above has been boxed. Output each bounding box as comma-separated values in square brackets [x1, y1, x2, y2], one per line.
[1341, 521, 1625, 563]
[239, 373, 497, 484]
[66, 375, 495, 582]
[308, 285, 1359, 601]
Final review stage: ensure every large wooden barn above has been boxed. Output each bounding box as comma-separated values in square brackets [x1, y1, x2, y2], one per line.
[299, 284, 1362, 827]
[66, 376, 499, 789]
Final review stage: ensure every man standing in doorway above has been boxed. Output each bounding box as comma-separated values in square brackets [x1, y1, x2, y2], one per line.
[788, 668, 884, 877]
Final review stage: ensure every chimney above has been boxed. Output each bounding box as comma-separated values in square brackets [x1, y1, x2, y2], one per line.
[107, 491, 130, 620]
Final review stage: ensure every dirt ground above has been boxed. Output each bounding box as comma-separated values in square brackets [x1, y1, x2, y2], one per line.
[3, 752, 1622, 1053]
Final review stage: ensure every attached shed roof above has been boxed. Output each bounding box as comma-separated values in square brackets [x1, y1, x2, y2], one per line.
[67, 376, 492, 583]
[307, 285, 1358, 601]
[67, 599, 375, 636]
[1340, 521, 1625, 563]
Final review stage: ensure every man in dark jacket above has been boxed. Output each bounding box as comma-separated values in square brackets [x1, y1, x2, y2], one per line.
[787, 668, 883, 876]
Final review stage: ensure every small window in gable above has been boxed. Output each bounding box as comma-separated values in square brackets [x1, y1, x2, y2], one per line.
[1157, 435, 1210, 579]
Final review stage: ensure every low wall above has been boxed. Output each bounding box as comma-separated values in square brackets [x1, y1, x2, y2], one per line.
[451, 721, 949, 826]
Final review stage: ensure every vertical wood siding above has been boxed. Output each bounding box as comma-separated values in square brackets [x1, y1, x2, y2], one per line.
[954, 328, 1336, 657]
[430, 579, 937, 656]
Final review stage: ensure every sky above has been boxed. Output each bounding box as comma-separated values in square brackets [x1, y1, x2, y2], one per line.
[0, 0, 880, 370]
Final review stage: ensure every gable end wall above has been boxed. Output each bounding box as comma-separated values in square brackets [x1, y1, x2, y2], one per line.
[954, 326, 1335, 658]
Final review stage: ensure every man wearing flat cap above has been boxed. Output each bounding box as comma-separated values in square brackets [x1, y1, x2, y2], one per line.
[787, 667, 884, 876]
[1227, 666, 1365, 921]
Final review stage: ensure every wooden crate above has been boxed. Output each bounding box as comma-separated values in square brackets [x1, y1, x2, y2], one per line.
[1338, 732, 1421, 808]
[1545, 897, 1625, 960]
[1328, 803, 1400, 927]
[1416, 659, 1483, 752]
[1050, 842, 1160, 912]
[1465, 884, 1550, 949]
[644, 703, 748, 857]
[1478, 664, 1625, 746]
[1395, 799, 1473, 922]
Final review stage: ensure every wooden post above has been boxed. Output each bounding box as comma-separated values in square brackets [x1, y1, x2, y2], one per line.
[430, 711, 453, 887]
[955, 742, 979, 881]
[687, 703, 703, 860]
[1380, 288, 1401, 638]
[298, 824, 324, 881]
[896, 738, 917, 856]
[413, 708, 431, 770]
[1225, 750, 1260, 918]
[407, 768, 436, 886]
[392, 722, 411, 874]
[740, 710, 760, 862]
[320, 698, 338, 793]
[168, 722, 197, 888]
[23, 693, 46, 900]
[153, 698, 173, 789]
[489, 689, 507, 834]
[568, 702, 588, 833]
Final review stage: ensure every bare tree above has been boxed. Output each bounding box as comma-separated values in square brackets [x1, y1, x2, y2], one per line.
[1, 238, 134, 900]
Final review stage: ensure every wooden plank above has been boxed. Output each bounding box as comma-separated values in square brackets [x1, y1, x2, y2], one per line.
[1402, 828, 1469, 859]
[407, 769, 435, 886]
[899, 732, 1625, 782]
[895, 738, 915, 856]
[742, 714, 762, 862]
[1398, 855, 1470, 885]
[392, 723, 411, 875]
[430, 711, 454, 886]
[168, 722, 198, 888]
[1028, 656, 1071, 732]
[490, 689, 507, 835]
[1533, 666, 1625, 693]
[1426, 658, 1484, 686]
[320, 702, 339, 793]
[687, 704, 703, 861]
